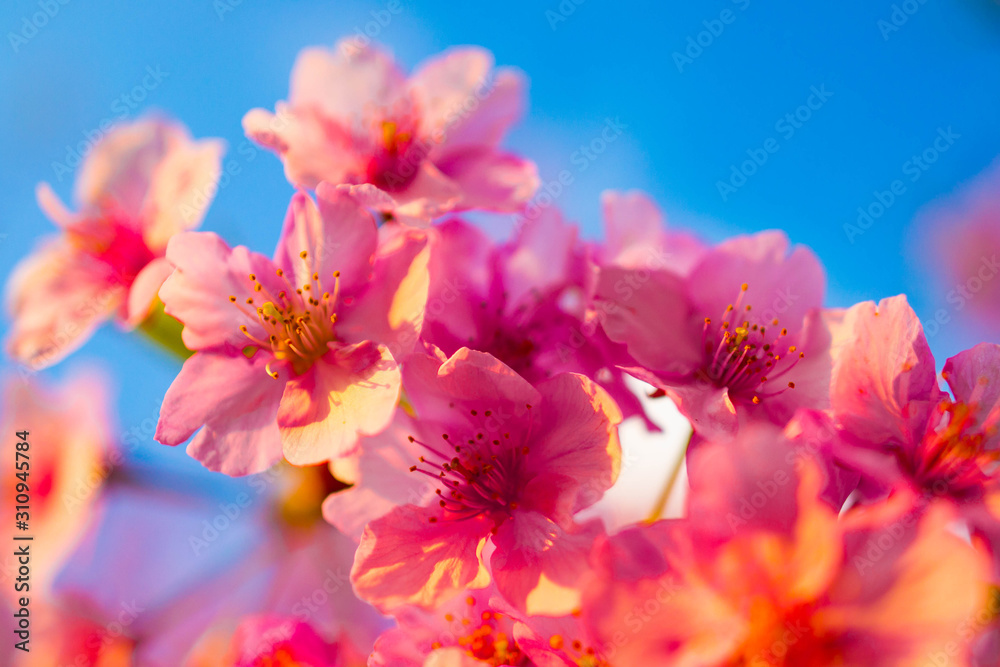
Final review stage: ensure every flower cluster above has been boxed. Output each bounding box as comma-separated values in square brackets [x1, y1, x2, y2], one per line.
[5, 37, 1000, 666]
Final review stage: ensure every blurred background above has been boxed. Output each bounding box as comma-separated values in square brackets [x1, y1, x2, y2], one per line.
[1, 0, 998, 524]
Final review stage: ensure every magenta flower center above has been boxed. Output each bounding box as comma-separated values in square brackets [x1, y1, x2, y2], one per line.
[232, 252, 342, 376]
[408, 407, 530, 529]
[69, 214, 155, 286]
[698, 283, 803, 405]
[365, 111, 424, 192]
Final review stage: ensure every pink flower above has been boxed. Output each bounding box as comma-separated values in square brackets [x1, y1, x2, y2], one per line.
[155, 183, 430, 474]
[227, 616, 340, 667]
[421, 209, 654, 428]
[242, 39, 538, 225]
[595, 189, 706, 275]
[349, 347, 621, 614]
[579, 423, 991, 666]
[369, 586, 527, 667]
[595, 230, 831, 440]
[55, 463, 387, 665]
[0, 370, 113, 591]
[5, 117, 224, 369]
[829, 296, 1000, 546]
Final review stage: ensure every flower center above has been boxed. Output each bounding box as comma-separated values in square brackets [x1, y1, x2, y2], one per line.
[68, 215, 155, 285]
[231, 252, 342, 377]
[698, 284, 803, 405]
[408, 407, 532, 529]
[432, 597, 529, 666]
[913, 399, 1000, 495]
[366, 111, 424, 192]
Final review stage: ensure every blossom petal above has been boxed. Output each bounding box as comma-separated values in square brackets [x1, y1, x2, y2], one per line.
[278, 341, 400, 465]
[156, 350, 285, 476]
[351, 504, 491, 611]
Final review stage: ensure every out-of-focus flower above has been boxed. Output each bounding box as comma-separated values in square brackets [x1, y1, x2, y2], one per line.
[595, 230, 831, 440]
[580, 423, 991, 666]
[594, 189, 706, 276]
[421, 208, 652, 428]
[829, 295, 1000, 565]
[155, 184, 429, 474]
[243, 39, 538, 225]
[349, 348, 621, 615]
[0, 370, 136, 667]
[370, 586, 525, 667]
[921, 158, 1000, 333]
[187, 615, 341, 666]
[0, 370, 112, 591]
[55, 463, 387, 666]
[6, 117, 224, 369]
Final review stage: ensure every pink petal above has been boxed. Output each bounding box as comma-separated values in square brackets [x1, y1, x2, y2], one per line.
[243, 105, 361, 190]
[159, 232, 282, 351]
[401, 348, 540, 427]
[278, 341, 401, 465]
[427, 68, 525, 158]
[490, 513, 600, 615]
[502, 208, 578, 311]
[351, 504, 491, 611]
[156, 350, 285, 476]
[124, 256, 174, 327]
[600, 189, 705, 274]
[5, 239, 123, 369]
[523, 373, 622, 521]
[337, 227, 430, 357]
[830, 295, 941, 449]
[434, 148, 539, 213]
[943, 342, 1000, 450]
[594, 265, 701, 374]
[273, 187, 378, 295]
[75, 116, 186, 215]
[290, 41, 407, 122]
[142, 136, 226, 250]
[35, 182, 77, 228]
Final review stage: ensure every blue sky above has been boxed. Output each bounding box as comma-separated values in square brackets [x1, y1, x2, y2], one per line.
[1, 0, 998, 478]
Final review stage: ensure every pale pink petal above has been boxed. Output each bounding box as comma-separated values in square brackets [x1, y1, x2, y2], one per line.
[392, 161, 464, 222]
[434, 149, 538, 213]
[242, 105, 363, 189]
[156, 350, 285, 476]
[35, 182, 77, 228]
[278, 341, 400, 465]
[428, 69, 525, 159]
[142, 136, 226, 250]
[273, 186, 378, 295]
[600, 189, 705, 274]
[337, 228, 430, 357]
[75, 116, 186, 214]
[125, 256, 174, 327]
[290, 41, 407, 121]
[322, 414, 433, 540]
[351, 504, 491, 611]
[408, 47, 493, 140]
[830, 295, 941, 449]
[5, 239, 123, 369]
[159, 232, 282, 351]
